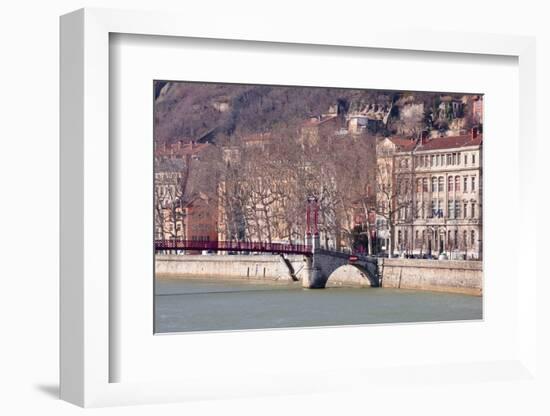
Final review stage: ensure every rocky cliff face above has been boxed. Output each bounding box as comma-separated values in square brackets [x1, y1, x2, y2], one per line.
[154, 81, 481, 144]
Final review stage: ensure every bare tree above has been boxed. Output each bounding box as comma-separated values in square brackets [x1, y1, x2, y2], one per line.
[375, 156, 415, 257]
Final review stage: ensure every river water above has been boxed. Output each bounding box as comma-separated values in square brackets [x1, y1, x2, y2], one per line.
[154, 278, 482, 333]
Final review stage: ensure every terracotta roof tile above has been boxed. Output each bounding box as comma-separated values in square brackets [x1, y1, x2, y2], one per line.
[387, 136, 417, 151]
[418, 134, 482, 151]
[242, 132, 272, 142]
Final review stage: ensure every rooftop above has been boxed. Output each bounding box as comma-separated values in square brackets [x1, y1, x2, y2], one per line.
[386, 136, 417, 151]
[302, 115, 338, 127]
[417, 133, 482, 151]
[155, 141, 211, 158]
[241, 132, 273, 143]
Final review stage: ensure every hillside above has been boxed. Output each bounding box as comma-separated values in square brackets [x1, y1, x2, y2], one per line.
[154, 81, 481, 144]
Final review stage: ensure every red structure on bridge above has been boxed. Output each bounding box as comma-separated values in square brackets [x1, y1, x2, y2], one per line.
[154, 239, 312, 256]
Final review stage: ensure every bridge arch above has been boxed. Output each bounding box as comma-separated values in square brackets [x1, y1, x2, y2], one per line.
[306, 250, 380, 288]
[326, 264, 378, 288]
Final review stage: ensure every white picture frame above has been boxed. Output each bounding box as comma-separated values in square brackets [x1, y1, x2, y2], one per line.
[60, 8, 539, 408]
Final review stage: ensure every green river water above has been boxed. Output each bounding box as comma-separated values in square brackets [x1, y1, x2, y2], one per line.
[154, 278, 482, 333]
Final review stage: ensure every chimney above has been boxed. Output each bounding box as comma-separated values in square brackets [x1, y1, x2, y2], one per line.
[471, 126, 479, 140]
[420, 130, 429, 145]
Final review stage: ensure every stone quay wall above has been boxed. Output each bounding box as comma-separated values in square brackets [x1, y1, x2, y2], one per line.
[155, 254, 309, 283]
[378, 258, 482, 296]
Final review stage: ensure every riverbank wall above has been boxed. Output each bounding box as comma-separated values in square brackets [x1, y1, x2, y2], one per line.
[156, 255, 483, 295]
[378, 258, 482, 296]
[155, 254, 309, 283]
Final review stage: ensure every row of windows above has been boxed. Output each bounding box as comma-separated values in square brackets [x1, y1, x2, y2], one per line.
[401, 200, 478, 220]
[414, 175, 477, 193]
[153, 231, 212, 242]
[414, 152, 477, 168]
[157, 185, 176, 197]
[398, 229, 477, 247]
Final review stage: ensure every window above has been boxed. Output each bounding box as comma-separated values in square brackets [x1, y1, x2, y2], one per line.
[448, 176, 453, 192]
[471, 202, 476, 218]
[415, 230, 419, 241]
[422, 230, 426, 243]
[422, 178, 428, 192]
[455, 201, 460, 218]
[447, 154, 452, 165]
[464, 203, 468, 218]
[436, 155, 440, 166]
[454, 230, 458, 247]
[431, 155, 435, 166]
[463, 230, 468, 247]
[404, 230, 408, 245]
[432, 177, 437, 192]
[438, 177, 444, 192]
[472, 154, 476, 164]
[452, 153, 457, 165]
[455, 176, 460, 191]
[471, 230, 475, 245]
[471, 176, 476, 191]
[431, 200, 436, 217]
[448, 200, 454, 218]
[457, 153, 461, 165]
[417, 179, 422, 193]
[464, 154, 468, 165]
[464, 177, 468, 192]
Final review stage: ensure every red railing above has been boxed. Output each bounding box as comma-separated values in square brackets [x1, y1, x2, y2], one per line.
[155, 240, 312, 255]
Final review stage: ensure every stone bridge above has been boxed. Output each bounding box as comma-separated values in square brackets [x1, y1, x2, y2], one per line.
[302, 248, 379, 289]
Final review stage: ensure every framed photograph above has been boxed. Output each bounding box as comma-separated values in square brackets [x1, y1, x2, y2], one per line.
[152, 80, 484, 335]
[60, 8, 538, 408]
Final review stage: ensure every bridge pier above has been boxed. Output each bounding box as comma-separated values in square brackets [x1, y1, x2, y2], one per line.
[303, 249, 379, 289]
[302, 255, 326, 289]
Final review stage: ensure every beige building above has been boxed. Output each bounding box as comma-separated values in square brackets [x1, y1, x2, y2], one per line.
[375, 136, 417, 254]
[154, 159, 185, 241]
[154, 141, 217, 242]
[382, 128, 483, 259]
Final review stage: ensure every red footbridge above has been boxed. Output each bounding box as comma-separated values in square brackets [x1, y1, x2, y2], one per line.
[154, 239, 313, 256]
